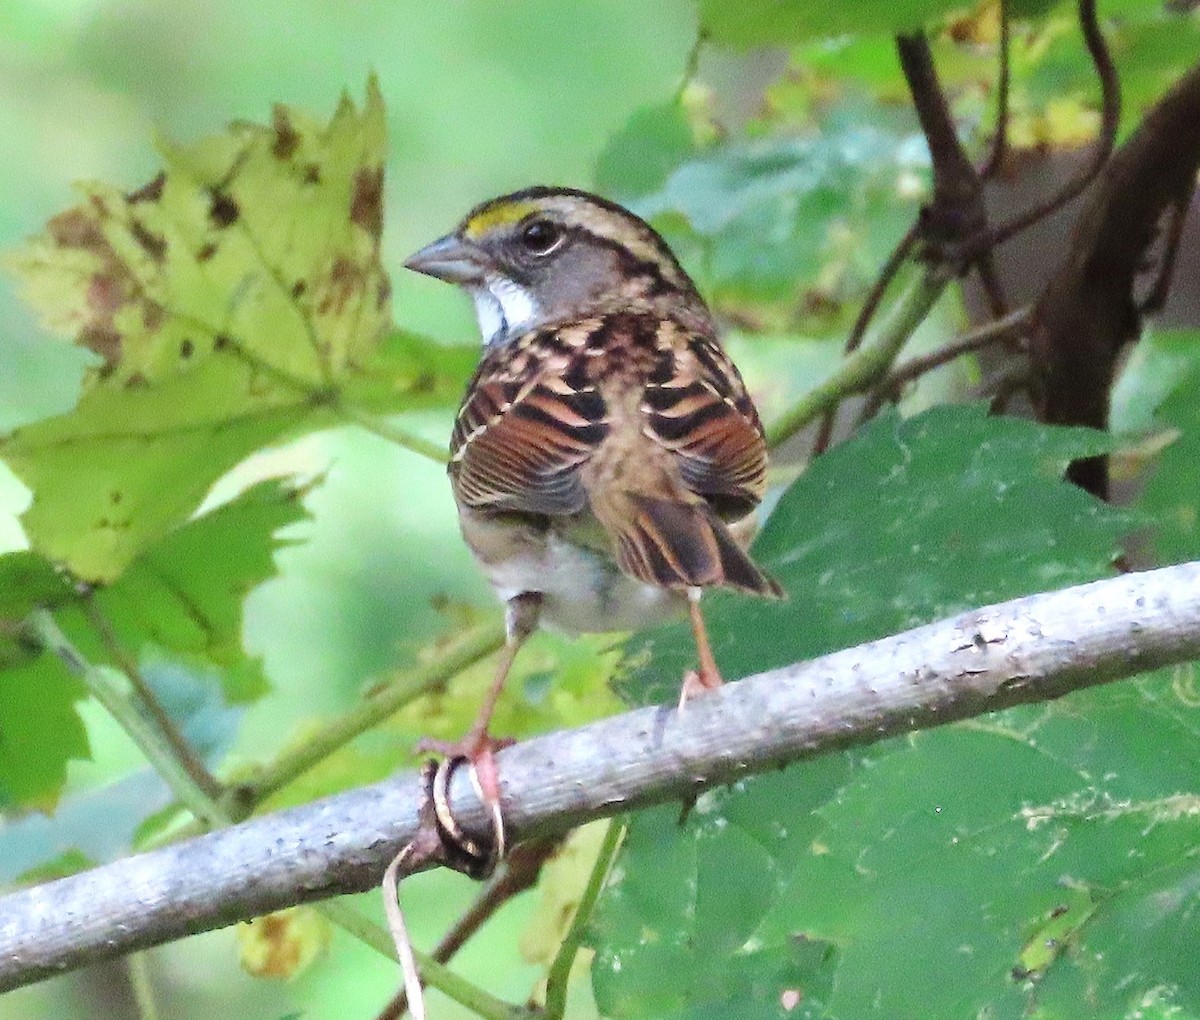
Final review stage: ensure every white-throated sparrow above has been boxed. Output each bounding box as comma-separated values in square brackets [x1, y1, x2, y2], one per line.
[406, 187, 782, 790]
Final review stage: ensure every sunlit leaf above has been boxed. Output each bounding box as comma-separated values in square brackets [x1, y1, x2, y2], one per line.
[2, 81, 460, 581]
[60, 478, 309, 704]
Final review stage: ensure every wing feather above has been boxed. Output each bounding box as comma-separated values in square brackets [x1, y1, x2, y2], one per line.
[450, 330, 608, 516]
[641, 329, 768, 519]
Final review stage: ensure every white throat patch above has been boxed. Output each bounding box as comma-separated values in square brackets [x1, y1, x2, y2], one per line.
[470, 278, 539, 345]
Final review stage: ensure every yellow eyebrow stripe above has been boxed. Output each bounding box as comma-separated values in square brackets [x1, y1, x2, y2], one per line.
[463, 201, 538, 239]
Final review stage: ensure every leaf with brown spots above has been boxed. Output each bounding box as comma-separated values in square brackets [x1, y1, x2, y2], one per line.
[237, 907, 331, 979]
[0, 79, 464, 581]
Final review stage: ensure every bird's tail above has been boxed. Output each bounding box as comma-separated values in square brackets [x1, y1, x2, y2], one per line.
[595, 491, 784, 598]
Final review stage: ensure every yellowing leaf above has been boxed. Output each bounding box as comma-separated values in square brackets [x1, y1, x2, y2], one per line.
[238, 906, 332, 979]
[10, 81, 388, 388]
[1, 80, 462, 581]
[520, 821, 612, 966]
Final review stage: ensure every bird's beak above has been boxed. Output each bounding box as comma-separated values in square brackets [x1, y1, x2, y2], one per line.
[404, 234, 486, 285]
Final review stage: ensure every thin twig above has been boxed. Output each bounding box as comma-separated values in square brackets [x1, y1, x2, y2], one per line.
[127, 954, 159, 1020]
[318, 900, 526, 1020]
[247, 620, 506, 804]
[673, 27, 707, 104]
[869, 306, 1031, 413]
[335, 402, 450, 463]
[973, 251, 1010, 318]
[844, 225, 921, 357]
[24, 611, 225, 828]
[81, 596, 223, 802]
[975, 0, 1120, 252]
[811, 224, 922, 454]
[979, 0, 1011, 180]
[767, 269, 950, 448]
[148, 619, 506, 847]
[542, 820, 625, 1020]
[376, 837, 562, 1020]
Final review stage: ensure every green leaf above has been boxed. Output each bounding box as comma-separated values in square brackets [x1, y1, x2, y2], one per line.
[595, 408, 1141, 1018]
[1, 81, 458, 581]
[1139, 348, 1200, 565]
[621, 405, 1129, 705]
[66, 478, 309, 703]
[595, 103, 697, 201]
[696, 0, 960, 48]
[0, 551, 74, 669]
[16, 848, 96, 885]
[633, 121, 924, 306]
[0, 652, 88, 810]
[0, 551, 87, 809]
[590, 765, 847, 1019]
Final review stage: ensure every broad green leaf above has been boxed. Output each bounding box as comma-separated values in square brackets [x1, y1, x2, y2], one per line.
[2, 81, 463, 581]
[595, 103, 697, 201]
[1139, 348, 1200, 565]
[620, 405, 1128, 705]
[594, 408, 1138, 1018]
[590, 765, 847, 1020]
[752, 670, 1200, 1019]
[696, 0, 960, 49]
[632, 119, 924, 309]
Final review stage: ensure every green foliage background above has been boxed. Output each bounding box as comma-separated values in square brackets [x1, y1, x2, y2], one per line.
[0, 1, 1199, 1019]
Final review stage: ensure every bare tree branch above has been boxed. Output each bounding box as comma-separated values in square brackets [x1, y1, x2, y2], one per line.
[2, 562, 1200, 992]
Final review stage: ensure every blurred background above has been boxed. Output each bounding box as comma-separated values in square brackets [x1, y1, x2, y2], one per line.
[0, 1, 699, 1016]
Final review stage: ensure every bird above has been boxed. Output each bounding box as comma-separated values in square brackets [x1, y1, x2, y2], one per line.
[405, 186, 783, 804]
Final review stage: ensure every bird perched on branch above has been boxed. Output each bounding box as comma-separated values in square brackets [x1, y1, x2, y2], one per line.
[406, 186, 782, 804]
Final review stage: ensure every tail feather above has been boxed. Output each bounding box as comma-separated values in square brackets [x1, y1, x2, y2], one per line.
[601, 492, 783, 598]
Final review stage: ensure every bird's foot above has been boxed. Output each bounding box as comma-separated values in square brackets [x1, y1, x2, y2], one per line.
[416, 729, 514, 809]
[678, 664, 724, 710]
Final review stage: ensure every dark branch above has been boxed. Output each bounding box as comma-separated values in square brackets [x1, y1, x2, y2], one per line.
[976, 0, 1120, 253]
[1, 563, 1199, 992]
[897, 33, 989, 256]
[859, 307, 1030, 419]
[1029, 59, 1200, 496]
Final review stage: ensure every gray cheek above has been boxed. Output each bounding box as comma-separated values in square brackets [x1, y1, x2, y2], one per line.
[538, 245, 622, 309]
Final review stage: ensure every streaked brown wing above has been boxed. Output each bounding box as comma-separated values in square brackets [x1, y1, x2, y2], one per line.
[450, 331, 608, 515]
[641, 326, 768, 520]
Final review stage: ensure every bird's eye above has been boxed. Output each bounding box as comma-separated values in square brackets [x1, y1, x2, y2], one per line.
[519, 218, 562, 255]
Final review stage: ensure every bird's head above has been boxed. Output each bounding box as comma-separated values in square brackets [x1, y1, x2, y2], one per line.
[405, 186, 704, 345]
